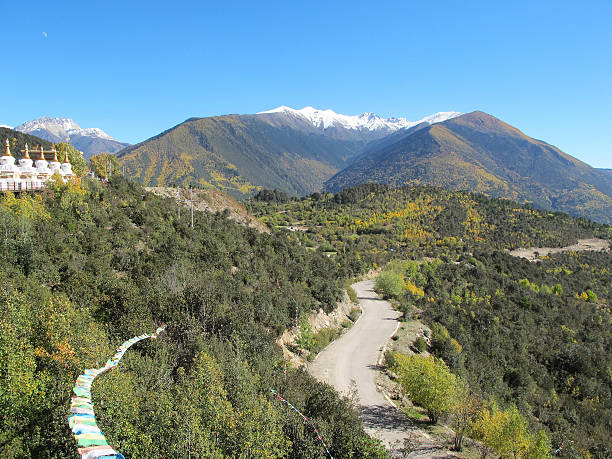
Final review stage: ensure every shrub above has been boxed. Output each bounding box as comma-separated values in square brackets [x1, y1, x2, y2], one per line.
[384, 350, 396, 368]
[296, 318, 314, 351]
[414, 337, 427, 353]
[311, 327, 339, 354]
[345, 283, 359, 304]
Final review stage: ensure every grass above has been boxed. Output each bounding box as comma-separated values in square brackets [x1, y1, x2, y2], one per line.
[343, 278, 360, 304]
[401, 404, 429, 421]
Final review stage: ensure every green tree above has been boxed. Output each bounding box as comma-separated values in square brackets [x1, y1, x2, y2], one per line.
[394, 354, 459, 423]
[452, 385, 479, 451]
[90, 152, 121, 179]
[375, 270, 405, 299]
[56, 142, 87, 176]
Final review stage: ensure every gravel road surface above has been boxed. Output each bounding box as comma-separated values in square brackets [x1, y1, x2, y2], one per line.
[308, 280, 457, 458]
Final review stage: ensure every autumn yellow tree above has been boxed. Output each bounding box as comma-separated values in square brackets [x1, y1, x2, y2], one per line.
[471, 403, 551, 459]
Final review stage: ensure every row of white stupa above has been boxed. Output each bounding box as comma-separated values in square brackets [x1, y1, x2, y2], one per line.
[0, 139, 75, 191]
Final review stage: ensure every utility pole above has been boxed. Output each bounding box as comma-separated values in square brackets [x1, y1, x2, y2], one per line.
[190, 188, 194, 229]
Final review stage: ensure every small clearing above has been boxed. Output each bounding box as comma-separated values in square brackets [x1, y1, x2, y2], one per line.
[507, 238, 610, 262]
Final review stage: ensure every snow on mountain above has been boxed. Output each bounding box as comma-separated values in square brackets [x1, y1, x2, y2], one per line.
[14, 117, 129, 158]
[257, 106, 462, 133]
[15, 117, 116, 142]
[0, 124, 12, 129]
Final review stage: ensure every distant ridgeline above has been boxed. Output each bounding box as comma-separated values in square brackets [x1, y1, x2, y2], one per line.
[116, 110, 612, 225]
[324, 112, 612, 225]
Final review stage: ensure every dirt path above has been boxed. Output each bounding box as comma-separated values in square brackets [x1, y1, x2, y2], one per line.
[508, 238, 610, 262]
[308, 280, 457, 458]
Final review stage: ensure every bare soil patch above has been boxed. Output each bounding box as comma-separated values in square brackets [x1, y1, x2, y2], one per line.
[508, 238, 610, 262]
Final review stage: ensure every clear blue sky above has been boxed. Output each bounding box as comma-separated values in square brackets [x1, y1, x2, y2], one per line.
[1, 1, 611, 167]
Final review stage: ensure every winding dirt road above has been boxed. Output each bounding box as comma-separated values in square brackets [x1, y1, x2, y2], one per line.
[308, 280, 456, 458]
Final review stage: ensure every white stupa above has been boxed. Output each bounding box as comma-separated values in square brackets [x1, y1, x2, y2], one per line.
[0, 139, 20, 188]
[49, 145, 62, 173]
[18, 143, 36, 185]
[0, 138, 76, 191]
[60, 148, 74, 178]
[33, 145, 52, 182]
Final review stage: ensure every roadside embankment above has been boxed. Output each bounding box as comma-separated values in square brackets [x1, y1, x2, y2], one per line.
[276, 290, 360, 367]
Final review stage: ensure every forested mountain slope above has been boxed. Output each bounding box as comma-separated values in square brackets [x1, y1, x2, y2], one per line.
[117, 114, 368, 197]
[248, 184, 612, 457]
[0, 178, 385, 458]
[325, 112, 612, 224]
[0, 126, 53, 154]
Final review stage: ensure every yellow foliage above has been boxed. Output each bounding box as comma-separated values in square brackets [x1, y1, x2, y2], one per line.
[1, 192, 50, 220]
[405, 279, 425, 297]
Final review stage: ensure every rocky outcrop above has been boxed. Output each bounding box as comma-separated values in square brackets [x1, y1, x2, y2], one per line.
[276, 290, 358, 367]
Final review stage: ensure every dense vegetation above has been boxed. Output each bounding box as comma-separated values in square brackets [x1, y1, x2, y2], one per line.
[248, 183, 610, 267]
[324, 112, 612, 224]
[0, 178, 384, 458]
[249, 183, 612, 458]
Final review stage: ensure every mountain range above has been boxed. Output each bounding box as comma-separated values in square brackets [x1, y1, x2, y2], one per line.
[14, 117, 129, 158]
[4, 106, 609, 224]
[256, 106, 461, 141]
[115, 106, 612, 224]
[116, 107, 459, 196]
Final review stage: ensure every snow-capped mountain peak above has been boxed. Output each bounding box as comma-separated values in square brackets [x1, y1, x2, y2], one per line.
[13, 117, 129, 158]
[257, 106, 461, 133]
[0, 124, 12, 129]
[15, 117, 116, 142]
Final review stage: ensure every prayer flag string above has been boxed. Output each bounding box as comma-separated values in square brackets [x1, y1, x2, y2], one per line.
[270, 388, 333, 459]
[68, 325, 166, 459]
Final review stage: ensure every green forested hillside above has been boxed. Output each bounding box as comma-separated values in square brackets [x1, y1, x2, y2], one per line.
[0, 178, 384, 458]
[249, 183, 610, 268]
[324, 112, 612, 224]
[248, 184, 612, 457]
[117, 115, 366, 198]
[0, 127, 53, 155]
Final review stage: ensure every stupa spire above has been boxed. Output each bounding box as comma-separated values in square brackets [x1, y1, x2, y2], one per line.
[23, 143, 30, 159]
[4, 138, 11, 157]
[63, 148, 69, 163]
[51, 144, 58, 162]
